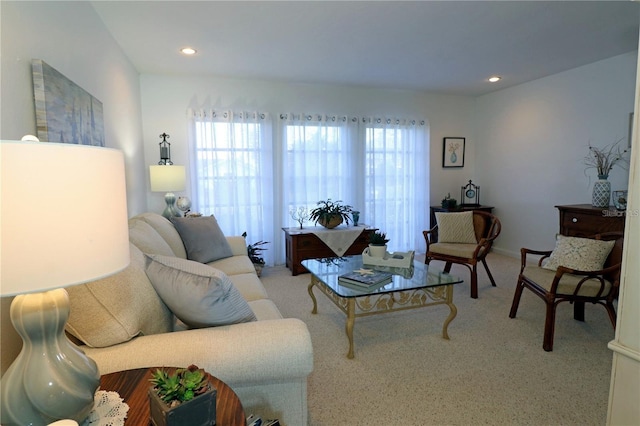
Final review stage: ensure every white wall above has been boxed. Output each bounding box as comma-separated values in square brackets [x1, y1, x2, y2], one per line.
[139, 75, 477, 222]
[475, 52, 637, 256]
[0, 1, 147, 217]
[0, 1, 146, 375]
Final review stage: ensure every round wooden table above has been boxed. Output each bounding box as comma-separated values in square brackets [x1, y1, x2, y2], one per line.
[100, 367, 245, 425]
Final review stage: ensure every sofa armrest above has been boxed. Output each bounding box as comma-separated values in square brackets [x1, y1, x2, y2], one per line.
[226, 236, 248, 256]
[83, 318, 313, 386]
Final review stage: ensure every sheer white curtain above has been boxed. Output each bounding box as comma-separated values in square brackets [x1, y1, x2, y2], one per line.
[362, 117, 429, 252]
[281, 113, 358, 228]
[187, 109, 275, 265]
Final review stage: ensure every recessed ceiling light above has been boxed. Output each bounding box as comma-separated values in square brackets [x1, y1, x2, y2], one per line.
[488, 76, 502, 83]
[180, 47, 197, 55]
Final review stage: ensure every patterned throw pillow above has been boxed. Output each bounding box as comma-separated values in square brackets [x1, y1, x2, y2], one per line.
[543, 234, 615, 272]
[144, 254, 257, 328]
[435, 211, 477, 244]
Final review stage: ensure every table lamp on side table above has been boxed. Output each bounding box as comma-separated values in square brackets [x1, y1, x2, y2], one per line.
[149, 164, 186, 219]
[0, 141, 130, 425]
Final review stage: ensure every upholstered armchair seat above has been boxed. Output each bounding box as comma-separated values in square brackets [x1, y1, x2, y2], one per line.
[428, 242, 488, 259]
[520, 265, 613, 297]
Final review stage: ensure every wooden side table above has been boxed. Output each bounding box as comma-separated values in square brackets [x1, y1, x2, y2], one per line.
[99, 367, 245, 425]
[283, 227, 377, 275]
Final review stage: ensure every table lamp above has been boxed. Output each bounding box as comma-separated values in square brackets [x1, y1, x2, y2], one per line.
[0, 141, 130, 425]
[149, 164, 186, 219]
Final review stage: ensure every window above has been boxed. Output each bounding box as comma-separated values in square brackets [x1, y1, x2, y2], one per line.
[189, 109, 429, 265]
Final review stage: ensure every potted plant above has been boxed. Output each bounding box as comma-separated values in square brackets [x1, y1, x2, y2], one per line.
[309, 199, 353, 229]
[368, 231, 389, 258]
[583, 138, 630, 207]
[441, 193, 457, 209]
[148, 365, 216, 426]
[242, 232, 269, 277]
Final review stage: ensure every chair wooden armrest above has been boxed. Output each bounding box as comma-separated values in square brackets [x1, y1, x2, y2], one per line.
[422, 226, 438, 250]
[519, 248, 553, 270]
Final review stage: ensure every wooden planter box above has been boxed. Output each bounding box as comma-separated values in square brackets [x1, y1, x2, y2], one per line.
[148, 385, 217, 426]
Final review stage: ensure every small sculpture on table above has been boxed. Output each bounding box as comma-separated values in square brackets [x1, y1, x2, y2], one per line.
[290, 206, 309, 229]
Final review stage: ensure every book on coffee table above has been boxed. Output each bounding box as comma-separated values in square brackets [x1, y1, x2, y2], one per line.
[338, 269, 393, 288]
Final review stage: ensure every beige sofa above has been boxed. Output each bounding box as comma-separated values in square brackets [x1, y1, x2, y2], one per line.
[65, 212, 313, 425]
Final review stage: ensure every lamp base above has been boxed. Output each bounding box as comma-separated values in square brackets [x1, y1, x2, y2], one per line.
[162, 192, 182, 219]
[0, 289, 99, 425]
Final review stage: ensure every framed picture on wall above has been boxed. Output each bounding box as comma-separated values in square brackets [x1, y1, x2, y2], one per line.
[443, 137, 465, 168]
[32, 59, 105, 146]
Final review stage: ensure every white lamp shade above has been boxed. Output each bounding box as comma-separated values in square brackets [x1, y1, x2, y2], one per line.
[0, 141, 130, 296]
[149, 165, 186, 192]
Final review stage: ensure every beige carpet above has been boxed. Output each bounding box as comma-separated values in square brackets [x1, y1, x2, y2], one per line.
[259, 253, 614, 426]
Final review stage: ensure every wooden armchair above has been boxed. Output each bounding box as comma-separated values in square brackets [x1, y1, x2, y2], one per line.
[509, 232, 624, 351]
[423, 210, 501, 298]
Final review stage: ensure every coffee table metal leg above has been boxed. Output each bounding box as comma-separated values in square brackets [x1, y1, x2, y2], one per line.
[442, 284, 457, 340]
[346, 298, 356, 359]
[308, 276, 318, 314]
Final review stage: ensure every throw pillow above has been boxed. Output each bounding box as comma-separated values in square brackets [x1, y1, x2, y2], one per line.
[144, 254, 257, 328]
[543, 234, 615, 272]
[435, 211, 477, 244]
[66, 243, 173, 348]
[171, 215, 233, 263]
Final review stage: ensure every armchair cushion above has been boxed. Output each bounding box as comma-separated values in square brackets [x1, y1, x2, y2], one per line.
[522, 265, 612, 297]
[144, 254, 257, 328]
[435, 211, 477, 244]
[428, 242, 480, 259]
[171, 215, 233, 263]
[542, 234, 615, 272]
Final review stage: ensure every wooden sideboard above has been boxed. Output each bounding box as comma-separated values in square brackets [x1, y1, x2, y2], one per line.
[283, 227, 376, 275]
[556, 204, 626, 237]
[429, 205, 494, 242]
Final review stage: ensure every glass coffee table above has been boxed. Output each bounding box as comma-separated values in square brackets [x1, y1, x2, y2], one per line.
[302, 256, 462, 359]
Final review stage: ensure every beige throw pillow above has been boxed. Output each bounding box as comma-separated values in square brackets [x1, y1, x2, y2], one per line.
[144, 254, 257, 328]
[543, 234, 615, 272]
[435, 211, 477, 244]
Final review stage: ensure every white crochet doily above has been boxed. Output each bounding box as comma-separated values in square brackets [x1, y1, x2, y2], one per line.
[81, 391, 129, 426]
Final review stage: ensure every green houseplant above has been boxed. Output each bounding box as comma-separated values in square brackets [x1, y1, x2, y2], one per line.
[242, 232, 269, 276]
[148, 365, 216, 426]
[309, 199, 353, 229]
[367, 231, 389, 258]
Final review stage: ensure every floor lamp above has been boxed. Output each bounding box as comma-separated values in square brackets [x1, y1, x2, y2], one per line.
[0, 141, 130, 425]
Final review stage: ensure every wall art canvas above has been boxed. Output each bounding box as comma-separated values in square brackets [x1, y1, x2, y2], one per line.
[442, 137, 465, 168]
[32, 59, 104, 146]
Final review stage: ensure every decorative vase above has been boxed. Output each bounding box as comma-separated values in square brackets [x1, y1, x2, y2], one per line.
[592, 175, 611, 208]
[368, 244, 387, 258]
[319, 215, 343, 229]
[351, 211, 360, 226]
[148, 385, 216, 426]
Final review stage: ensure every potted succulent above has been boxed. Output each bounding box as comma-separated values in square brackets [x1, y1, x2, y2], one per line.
[368, 231, 389, 258]
[242, 232, 269, 277]
[148, 365, 216, 426]
[309, 199, 353, 229]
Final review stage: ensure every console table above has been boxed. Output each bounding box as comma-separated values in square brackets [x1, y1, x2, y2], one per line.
[429, 205, 494, 242]
[283, 227, 376, 275]
[556, 204, 626, 237]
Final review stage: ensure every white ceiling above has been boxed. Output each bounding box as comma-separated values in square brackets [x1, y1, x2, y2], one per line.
[91, 1, 640, 96]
